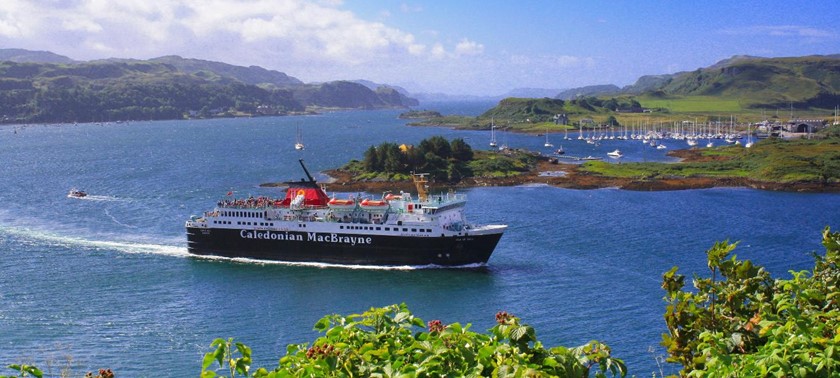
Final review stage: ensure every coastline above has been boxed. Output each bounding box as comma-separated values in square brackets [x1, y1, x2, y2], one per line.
[313, 149, 840, 193]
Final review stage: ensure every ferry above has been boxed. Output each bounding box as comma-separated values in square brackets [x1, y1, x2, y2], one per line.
[185, 160, 507, 266]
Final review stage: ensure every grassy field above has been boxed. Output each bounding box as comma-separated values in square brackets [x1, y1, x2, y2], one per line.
[580, 137, 840, 184]
[637, 95, 744, 113]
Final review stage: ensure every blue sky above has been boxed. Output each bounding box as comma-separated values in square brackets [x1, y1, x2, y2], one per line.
[1, 0, 837, 95]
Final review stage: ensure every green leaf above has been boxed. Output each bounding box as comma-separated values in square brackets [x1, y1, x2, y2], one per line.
[202, 352, 218, 371]
[394, 311, 410, 324]
[313, 317, 331, 332]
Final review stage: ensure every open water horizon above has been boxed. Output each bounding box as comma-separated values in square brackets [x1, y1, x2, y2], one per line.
[1, 105, 838, 376]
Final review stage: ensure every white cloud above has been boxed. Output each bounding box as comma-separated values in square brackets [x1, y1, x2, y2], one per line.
[0, 0, 512, 93]
[430, 43, 446, 59]
[0, 0, 444, 63]
[454, 38, 483, 56]
[0, 0, 36, 38]
[719, 25, 836, 39]
[61, 17, 103, 33]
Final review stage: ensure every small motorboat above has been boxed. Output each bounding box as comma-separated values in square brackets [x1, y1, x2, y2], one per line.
[607, 149, 623, 158]
[68, 189, 87, 198]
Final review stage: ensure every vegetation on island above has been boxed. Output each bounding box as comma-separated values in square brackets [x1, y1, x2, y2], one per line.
[338, 136, 536, 183]
[398, 110, 443, 119]
[405, 97, 632, 133]
[581, 135, 840, 186]
[5, 228, 838, 377]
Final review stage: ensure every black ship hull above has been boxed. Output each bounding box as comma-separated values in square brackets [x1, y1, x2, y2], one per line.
[186, 227, 504, 266]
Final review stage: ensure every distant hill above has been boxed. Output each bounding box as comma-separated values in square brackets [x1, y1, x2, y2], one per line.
[656, 56, 840, 108]
[619, 75, 675, 94]
[503, 88, 566, 99]
[550, 55, 840, 110]
[0, 49, 418, 123]
[292, 81, 418, 109]
[148, 55, 303, 87]
[0, 49, 76, 64]
[555, 84, 620, 100]
[410, 92, 502, 103]
[349, 79, 419, 106]
[478, 97, 636, 123]
[622, 55, 840, 109]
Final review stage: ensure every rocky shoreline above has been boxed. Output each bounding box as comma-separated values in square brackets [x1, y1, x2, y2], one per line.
[315, 149, 839, 193]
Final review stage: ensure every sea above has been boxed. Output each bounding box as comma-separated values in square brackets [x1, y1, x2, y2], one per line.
[1, 102, 838, 377]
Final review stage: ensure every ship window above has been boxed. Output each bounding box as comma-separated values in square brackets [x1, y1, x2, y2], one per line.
[384, 227, 390, 231]
[403, 228, 408, 232]
[340, 226, 344, 229]
[376, 227, 381, 231]
[411, 228, 416, 232]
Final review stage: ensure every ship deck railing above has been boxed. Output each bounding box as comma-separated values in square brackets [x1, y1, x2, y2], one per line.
[421, 193, 466, 207]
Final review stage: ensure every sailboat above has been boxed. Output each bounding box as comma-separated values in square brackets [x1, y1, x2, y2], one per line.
[295, 127, 305, 150]
[745, 122, 754, 148]
[544, 130, 553, 147]
[489, 121, 498, 148]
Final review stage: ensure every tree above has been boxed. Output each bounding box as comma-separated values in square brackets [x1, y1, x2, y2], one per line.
[450, 137, 473, 162]
[362, 146, 380, 172]
[419, 135, 452, 160]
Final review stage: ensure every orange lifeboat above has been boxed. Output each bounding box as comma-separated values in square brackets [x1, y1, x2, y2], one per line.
[328, 198, 355, 210]
[384, 193, 403, 201]
[360, 198, 389, 211]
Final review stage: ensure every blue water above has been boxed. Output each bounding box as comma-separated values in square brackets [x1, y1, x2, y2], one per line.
[1, 110, 837, 377]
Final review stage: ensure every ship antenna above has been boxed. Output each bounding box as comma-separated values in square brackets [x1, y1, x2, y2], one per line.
[411, 172, 429, 202]
[298, 159, 316, 182]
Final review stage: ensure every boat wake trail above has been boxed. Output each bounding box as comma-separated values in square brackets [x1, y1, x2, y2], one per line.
[76, 194, 125, 202]
[104, 208, 137, 229]
[1, 226, 188, 258]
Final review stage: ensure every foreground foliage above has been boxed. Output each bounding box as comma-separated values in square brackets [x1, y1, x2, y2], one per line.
[662, 227, 840, 377]
[201, 305, 626, 378]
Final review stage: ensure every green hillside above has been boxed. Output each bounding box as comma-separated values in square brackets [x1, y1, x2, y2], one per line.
[641, 55, 840, 109]
[480, 97, 638, 122]
[0, 50, 418, 123]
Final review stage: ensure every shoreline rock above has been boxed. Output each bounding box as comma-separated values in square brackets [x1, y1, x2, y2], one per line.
[313, 152, 840, 193]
